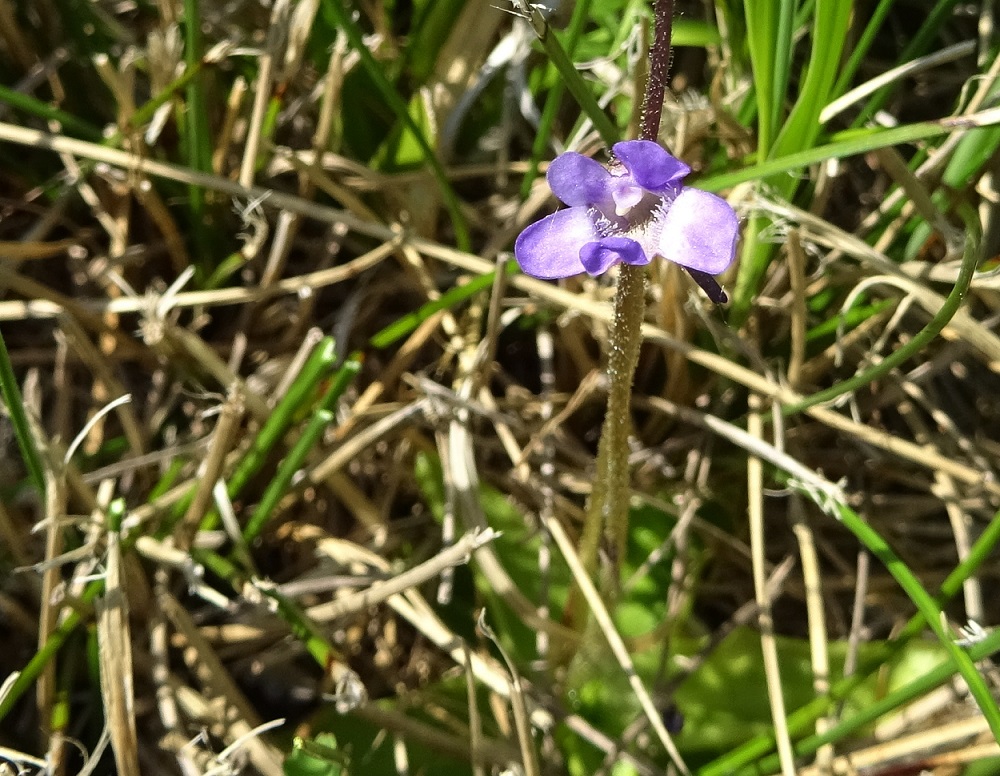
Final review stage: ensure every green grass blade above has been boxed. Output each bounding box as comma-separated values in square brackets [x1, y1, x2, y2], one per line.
[520, 0, 592, 198]
[240, 409, 336, 545]
[0, 585, 100, 723]
[744, 0, 781, 154]
[0, 327, 46, 498]
[672, 17, 722, 47]
[319, 0, 470, 251]
[181, 0, 212, 177]
[256, 585, 338, 668]
[772, 0, 852, 158]
[0, 85, 103, 141]
[732, 0, 854, 322]
[781, 201, 980, 417]
[181, 0, 214, 264]
[703, 503, 1000, 774]
[699, 118, 987, 192]
[804, 300, 895, 342]
[123, 59, 208, 137]
[518, 1, 619, 146]
[853, 0, 963, 126]
[369, 261, 517, 349]
[726, 627, 1000, 775]
[769, 0, 795, 153]
[830, 500, 1000, 740]
[241, 354, 363, 544]
[402, 0, 467, 84]
[831, 0, 896, 98]
[156, 337, 339, 534]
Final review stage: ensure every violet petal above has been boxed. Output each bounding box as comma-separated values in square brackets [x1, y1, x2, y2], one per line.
[612, 140, 690, 193]
[514, 207, 599, 278]
[547, 152, 614, 207]
[658, 188, 739, 274]
[580, 237, 648, 275]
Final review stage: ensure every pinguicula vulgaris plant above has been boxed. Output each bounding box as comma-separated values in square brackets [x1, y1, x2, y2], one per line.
[514, 0, 739, 597]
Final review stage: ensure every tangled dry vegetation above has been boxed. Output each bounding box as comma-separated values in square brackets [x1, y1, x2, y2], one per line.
[1, 1, 1000, 775]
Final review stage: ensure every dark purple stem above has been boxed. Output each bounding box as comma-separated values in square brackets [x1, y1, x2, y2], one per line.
[639, 0, 674, 141]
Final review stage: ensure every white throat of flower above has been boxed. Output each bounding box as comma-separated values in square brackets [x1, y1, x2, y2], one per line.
[591, 181, 678, 248]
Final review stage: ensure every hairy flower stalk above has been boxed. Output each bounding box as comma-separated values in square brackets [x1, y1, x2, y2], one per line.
[593, 0, 674, 587]
[514, 0, 739, 600]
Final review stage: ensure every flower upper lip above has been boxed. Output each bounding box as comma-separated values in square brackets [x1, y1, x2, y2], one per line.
[514, 140, 740, 285]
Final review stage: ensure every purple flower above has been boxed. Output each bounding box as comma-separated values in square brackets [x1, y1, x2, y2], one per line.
[514, 140, 739, 283]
